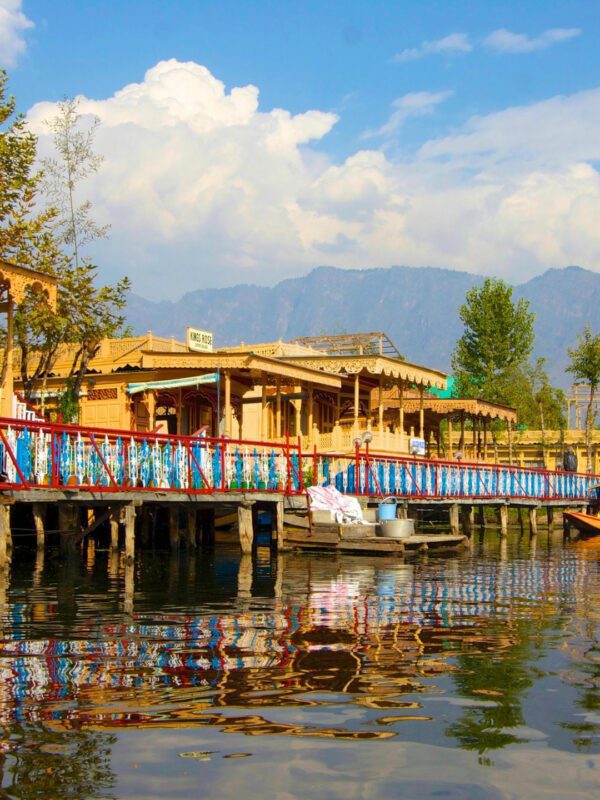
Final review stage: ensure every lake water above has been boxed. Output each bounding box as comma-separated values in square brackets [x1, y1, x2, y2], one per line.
[0, 532, 598, 799]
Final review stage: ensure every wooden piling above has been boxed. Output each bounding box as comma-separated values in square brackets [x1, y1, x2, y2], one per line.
[477, 506, 485, 529]
[123, 504, 136, 564]
[109, 507, 119, 551]
[274, 499, 284, 551]
[529, 507, 538, 536]
[200, 508, 215, 547]
[0, 503, 10, 568]
[238, 502, 254, 554]
[546, 506, 554, 532]
[58, 504, 78, 551]
[32, 503, 45, 551]
[460, 505, 473, 536]
[449, 504, 460, 536]
[169, 507, 180, 550]
[500, 505, 508, 538]
[186, 509, 197, 549]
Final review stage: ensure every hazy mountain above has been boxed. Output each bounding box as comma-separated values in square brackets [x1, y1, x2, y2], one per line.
[126, 265, 599, 388]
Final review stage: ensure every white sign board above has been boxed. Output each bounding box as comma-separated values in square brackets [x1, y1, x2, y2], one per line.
[187, 327, 213, 353]
[409, 437, 426, 456]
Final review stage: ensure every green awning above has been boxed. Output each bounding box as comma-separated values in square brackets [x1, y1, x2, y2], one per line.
[126, 373, 219, 395]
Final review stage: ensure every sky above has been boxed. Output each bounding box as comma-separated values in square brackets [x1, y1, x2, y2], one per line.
[1, 0, 599, 300]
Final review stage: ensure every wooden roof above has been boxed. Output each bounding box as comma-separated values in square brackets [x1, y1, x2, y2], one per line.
[397, 397, 517, 423]
[139, 351, 342, 389]
[282, 354, 447, 389]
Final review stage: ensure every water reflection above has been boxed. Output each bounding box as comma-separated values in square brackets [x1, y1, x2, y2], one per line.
[0, 536, 598, 795]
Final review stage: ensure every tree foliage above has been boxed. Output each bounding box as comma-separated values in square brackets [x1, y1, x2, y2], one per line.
[0, 71, 130, 414]
[567, 325, 600, 468]
[452, 278, 535, 404]
[42, 97, 109, 266]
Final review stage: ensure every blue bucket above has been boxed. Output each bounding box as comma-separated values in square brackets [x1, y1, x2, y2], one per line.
[377, 500, 397, 522]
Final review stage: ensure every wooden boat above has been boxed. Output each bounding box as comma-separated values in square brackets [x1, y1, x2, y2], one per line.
[563, 510, 600, 538]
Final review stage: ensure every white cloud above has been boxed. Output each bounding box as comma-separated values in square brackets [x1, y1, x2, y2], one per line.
[391, 33, 472, 63]
[26, 59, 600, 298]
[0, 0, 33, 67]
[484, 27, 581, 53]
[362, 91, 453, 140]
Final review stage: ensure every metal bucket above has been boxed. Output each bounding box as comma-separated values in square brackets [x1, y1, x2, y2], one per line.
[378, 519, 415, 539]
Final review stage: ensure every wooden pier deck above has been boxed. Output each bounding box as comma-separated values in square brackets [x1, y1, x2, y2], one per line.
[0, 415, 596, 566]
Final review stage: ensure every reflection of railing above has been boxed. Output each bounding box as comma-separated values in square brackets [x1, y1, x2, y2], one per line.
[0, 416, 595, 500]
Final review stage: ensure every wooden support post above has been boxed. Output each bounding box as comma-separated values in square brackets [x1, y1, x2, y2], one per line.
[398, 380, 405, 452]
[123, 504, 136, 564]
[508, 420, 513, 466]
[500, 505, 508, 538]
[517, 507, 524, 535]
[224, 370, 232, 437]
[200, 508, 215, 546]
[32, 503, 45, 551]
[0, 503, 10, 569]
[449, 504, 460, 536]
[169, 507, 180, 550]
[529, 507, 538, 536]
[353, 373, 360, 431]
[378, 375, 384, 432]
[547, 506, 554, 531]
[59, 504, 78, 552]
[261, 382, 268, 439]
[477, 506, 485, 529]
[460, 505, 473, 536]
[238, 502, 254, 554]
[275, 378, 282, 439]
[186, 509, 197, 548]
[418, 383, 425, 440]
[109, 507, 119, 551]
[274, 499, 284, 551]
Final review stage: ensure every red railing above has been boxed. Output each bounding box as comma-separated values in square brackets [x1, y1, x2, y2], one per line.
[0, 416, 595, 501]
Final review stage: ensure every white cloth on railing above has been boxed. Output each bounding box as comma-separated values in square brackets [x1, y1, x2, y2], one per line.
[307, 485, 364, 524]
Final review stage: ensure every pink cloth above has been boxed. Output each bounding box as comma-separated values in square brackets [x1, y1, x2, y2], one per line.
[307, 485, 364, 524]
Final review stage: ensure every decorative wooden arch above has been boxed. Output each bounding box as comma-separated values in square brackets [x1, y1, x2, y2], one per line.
[0, 259, 58, 417]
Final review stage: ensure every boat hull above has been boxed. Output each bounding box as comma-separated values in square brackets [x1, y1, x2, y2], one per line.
[564, 510, 600, 538]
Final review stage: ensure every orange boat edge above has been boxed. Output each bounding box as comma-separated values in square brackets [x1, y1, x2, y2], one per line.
[564, 510, 600, 540]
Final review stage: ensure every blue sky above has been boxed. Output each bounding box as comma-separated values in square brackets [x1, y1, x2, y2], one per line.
[1, 0, 599, 298]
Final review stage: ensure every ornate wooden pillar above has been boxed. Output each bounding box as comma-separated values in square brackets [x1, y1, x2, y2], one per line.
[419, 383, 425, 440]
[308, 387, 314, 444]
[398, 380, 405, 451]
[275, 378, 282, 439]
[353, 373, 360, 432]
[224, 370, 232, 436]
[261, 380, 268, 440]
[378, 375, 384, 431]
[0, 297, 14, 417]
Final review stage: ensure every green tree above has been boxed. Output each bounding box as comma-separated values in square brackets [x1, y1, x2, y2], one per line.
[1, 74, 130, 414]
[567, 325, 600, 470]
[42, 97, 109, 267]
[451, 278, 535, 405]
[0, 69, 66, 390]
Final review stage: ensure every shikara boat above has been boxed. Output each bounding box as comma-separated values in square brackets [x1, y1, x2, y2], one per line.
[563, 510, 600, 539]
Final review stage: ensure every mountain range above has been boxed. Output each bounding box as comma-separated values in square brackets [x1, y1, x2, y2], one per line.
[126, 265, 600, 389]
